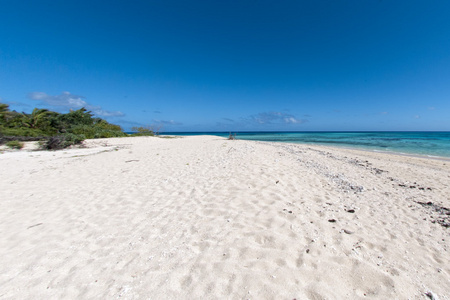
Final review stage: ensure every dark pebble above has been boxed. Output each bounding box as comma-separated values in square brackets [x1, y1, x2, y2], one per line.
[328, 219, 336, 223]
[346, 209, 355, 213]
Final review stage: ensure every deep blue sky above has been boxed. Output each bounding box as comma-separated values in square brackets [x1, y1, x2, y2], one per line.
[1, 0, 449, 131]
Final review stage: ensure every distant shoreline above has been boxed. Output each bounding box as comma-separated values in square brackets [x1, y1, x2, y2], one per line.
[159, 131, 450, 159]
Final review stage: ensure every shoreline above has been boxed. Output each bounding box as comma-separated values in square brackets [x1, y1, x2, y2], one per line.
[172, 134, 450, 162]
[165, 132, 450, 161]
[1, 136, 449, 299]
[3, 134, 450, 162]
[248, 140, 450, 162]
[286, 141, 450, 162]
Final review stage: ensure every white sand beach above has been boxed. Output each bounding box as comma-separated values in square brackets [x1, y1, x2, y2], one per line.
[0, 136, 449, 299]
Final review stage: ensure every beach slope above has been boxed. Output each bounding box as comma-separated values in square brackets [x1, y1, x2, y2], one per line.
[0, 136, 449, 299]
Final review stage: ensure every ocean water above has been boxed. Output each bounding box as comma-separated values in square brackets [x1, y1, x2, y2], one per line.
[164, 132, 450, 158]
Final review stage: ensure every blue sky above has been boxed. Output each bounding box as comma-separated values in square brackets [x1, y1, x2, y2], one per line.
[1, 0, 449, 131]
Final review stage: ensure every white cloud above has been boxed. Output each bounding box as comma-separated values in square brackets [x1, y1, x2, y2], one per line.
[251, 111, 306, 124]
[284, 117, 302, 124]
[94, 109, 125, 117]
[29, 91, 88, 107]
[153, 119, 183, 126]
[28, 91, 124, 117]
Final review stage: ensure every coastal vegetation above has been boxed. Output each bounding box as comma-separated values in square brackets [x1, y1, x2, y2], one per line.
[130, 126, 157, 136]
[5, 140, 24, 149]
[0, 103, 126, 149]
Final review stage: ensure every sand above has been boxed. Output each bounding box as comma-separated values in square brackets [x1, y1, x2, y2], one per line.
[0, 136, 449, 299]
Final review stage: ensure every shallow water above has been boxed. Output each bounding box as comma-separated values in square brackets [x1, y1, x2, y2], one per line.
[164, 131, 450, 158]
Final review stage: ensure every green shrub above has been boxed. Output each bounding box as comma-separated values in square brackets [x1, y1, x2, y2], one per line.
[70, 124, 126, 139]
[94, 120, 123, 131]
[69, 124, 97, 138]
[1, 104, 128, 149]
[130, 126, 155, 136]
[6, 140, 24, 149]
[93, 129, 127, 138]
[0, 127, 48, 137]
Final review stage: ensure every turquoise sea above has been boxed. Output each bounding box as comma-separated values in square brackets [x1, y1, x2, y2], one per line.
[165, 132, 450, 158]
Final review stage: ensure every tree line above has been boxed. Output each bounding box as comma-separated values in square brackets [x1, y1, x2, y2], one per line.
[0, 103, 141, 149]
